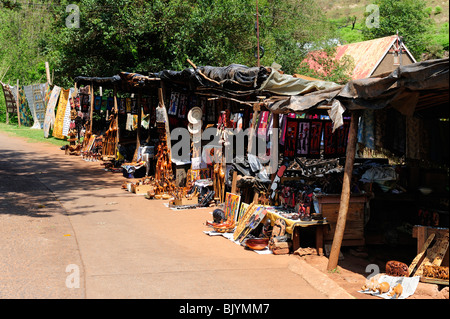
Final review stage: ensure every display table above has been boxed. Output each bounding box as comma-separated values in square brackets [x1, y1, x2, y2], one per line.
[264, 209, 329, 256]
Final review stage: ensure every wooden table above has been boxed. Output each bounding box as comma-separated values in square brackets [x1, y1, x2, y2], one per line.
[264, 210, 329, 256]
[291, 220, 330, 256]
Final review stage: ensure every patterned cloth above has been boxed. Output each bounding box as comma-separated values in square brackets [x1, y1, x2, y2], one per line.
[44, 86, 61, 138]
[53, 88, 70, 139]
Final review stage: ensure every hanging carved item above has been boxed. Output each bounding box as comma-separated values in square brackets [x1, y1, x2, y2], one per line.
[102, 113, 118, 159]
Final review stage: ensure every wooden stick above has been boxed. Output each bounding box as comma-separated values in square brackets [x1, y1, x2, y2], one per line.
[408, 233, 435, 276]
[327, 111, 360, 271]
[16, 80, 21, 127]
[89, 82, 94, 133]
[45, 62, 52, 85]
[187, 59, 221, 86]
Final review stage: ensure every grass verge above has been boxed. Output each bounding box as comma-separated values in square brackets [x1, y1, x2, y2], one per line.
[0, 123, 67, 147]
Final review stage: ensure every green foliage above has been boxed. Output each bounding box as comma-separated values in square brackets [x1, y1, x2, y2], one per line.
[361, 0, 434, 59]
[297, 46, 355, 84]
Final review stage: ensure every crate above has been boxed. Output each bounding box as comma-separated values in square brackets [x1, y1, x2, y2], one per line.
[317, 194, 368, 247]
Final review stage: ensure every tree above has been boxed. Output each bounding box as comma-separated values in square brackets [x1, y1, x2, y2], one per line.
[297, 46, 355, 84]
[361, 0, 434, 60]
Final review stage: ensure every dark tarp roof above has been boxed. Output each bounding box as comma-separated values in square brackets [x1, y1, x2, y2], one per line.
[152, 64, 271, 92]
[266, 58, 449, 129]
[74, 75, 121, 89]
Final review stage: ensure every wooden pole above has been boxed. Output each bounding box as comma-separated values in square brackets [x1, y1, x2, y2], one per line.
[270, 112, 279, 180]
[16, 80, 21, 127]
[89, 82, 94, 132]
[247, 103, 260, 154]
[113, 85, 119, 158]
[256, 0, 261, 67]
[45, 62, 51, 85]
[133, 90, 142, 162]
[327, 110, 360, 271]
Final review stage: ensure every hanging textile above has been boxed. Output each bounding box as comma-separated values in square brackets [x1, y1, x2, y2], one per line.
[107, 96, 114, 112]
[280, 113, 296, 145]
[296, 120, 310, 156]
[131, 98, 137, 114]
[119, 98, 126, 114]
[94, 96, 102, 111]
[23, 84, 47, 129]
[9, 84, 32, 127]
[257, 111, 269, 138]
[357, 109, 375, 150]
[33, 84, 47, 129]
[53, 88, 70, 139]
[323, 120, 350, 158]
[1, 82, 17, 114]
[385, 109, 406, 157]
[283, 117, 298, 158]
[309, 120, 323, 158]
[62, 88, 75, 137]
[79, 86, 90, 113]
[17, 86, 32, 127]
[43, 86, 61, 138]
[168, 91, 179, 116]
[177, 93, 188, 118]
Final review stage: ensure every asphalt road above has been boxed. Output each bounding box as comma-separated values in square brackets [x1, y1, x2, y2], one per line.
[0, 131, 353, 301]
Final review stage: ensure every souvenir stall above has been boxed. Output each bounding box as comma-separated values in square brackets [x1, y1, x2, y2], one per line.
[204, 58, 449, 283]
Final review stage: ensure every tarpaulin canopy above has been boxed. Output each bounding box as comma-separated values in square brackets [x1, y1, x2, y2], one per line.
[266, 58, 449, 129]
[259, 69, 340, 96]
[74, 75, 121, 89]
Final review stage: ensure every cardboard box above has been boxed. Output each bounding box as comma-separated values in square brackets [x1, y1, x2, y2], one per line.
[172, 196, 198, 206]
[131, 184, 154, 195]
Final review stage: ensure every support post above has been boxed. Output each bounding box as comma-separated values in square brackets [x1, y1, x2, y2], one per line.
[45, 62, 52, 85]
[89, 82, 94, 132]
[16, 80, 21, 127]
[327, 110, 360, 271]
[270, 112, 279, 179]
[133, 90, 142, 162]
[113, 85, 119, 158]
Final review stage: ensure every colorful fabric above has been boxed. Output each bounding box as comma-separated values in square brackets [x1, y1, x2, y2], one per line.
[62, 88, 75, 137]
[33, 84, 47, 129]
[296, 120, 310, 156]
[43, 86, 61, 138]
[53, 88, 70, 139]
[177, 93, 188, 118]
[309, 120, 323, 158]
[94, 96, 102, 111]
[1, 82, 17, 114]
[283, 118, 298, 158]
[323, 120, 350, 158]
[17, 86, 32, 126]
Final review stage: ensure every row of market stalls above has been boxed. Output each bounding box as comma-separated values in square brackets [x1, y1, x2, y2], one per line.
[72, 57, 448, 282]
[4, 55, 448, 292]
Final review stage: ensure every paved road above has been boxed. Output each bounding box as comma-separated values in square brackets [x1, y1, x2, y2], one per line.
[0, 131, 351, 301]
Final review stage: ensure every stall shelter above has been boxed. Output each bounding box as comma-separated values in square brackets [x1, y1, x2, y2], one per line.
[301, 34, 417, 81]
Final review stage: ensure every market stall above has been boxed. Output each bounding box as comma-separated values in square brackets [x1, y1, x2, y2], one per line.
[202, 58, 448, 284]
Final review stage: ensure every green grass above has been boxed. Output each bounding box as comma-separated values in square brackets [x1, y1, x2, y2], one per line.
[0, 122, 67, 147]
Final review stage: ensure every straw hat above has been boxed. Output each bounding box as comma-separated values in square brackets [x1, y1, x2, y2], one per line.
[188, 107, 203, 125]
[188, 122, 202, 135]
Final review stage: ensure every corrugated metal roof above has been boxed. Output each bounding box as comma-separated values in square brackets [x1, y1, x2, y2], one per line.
[335, 35, 397, 80]
[302, 35, 414, 80]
